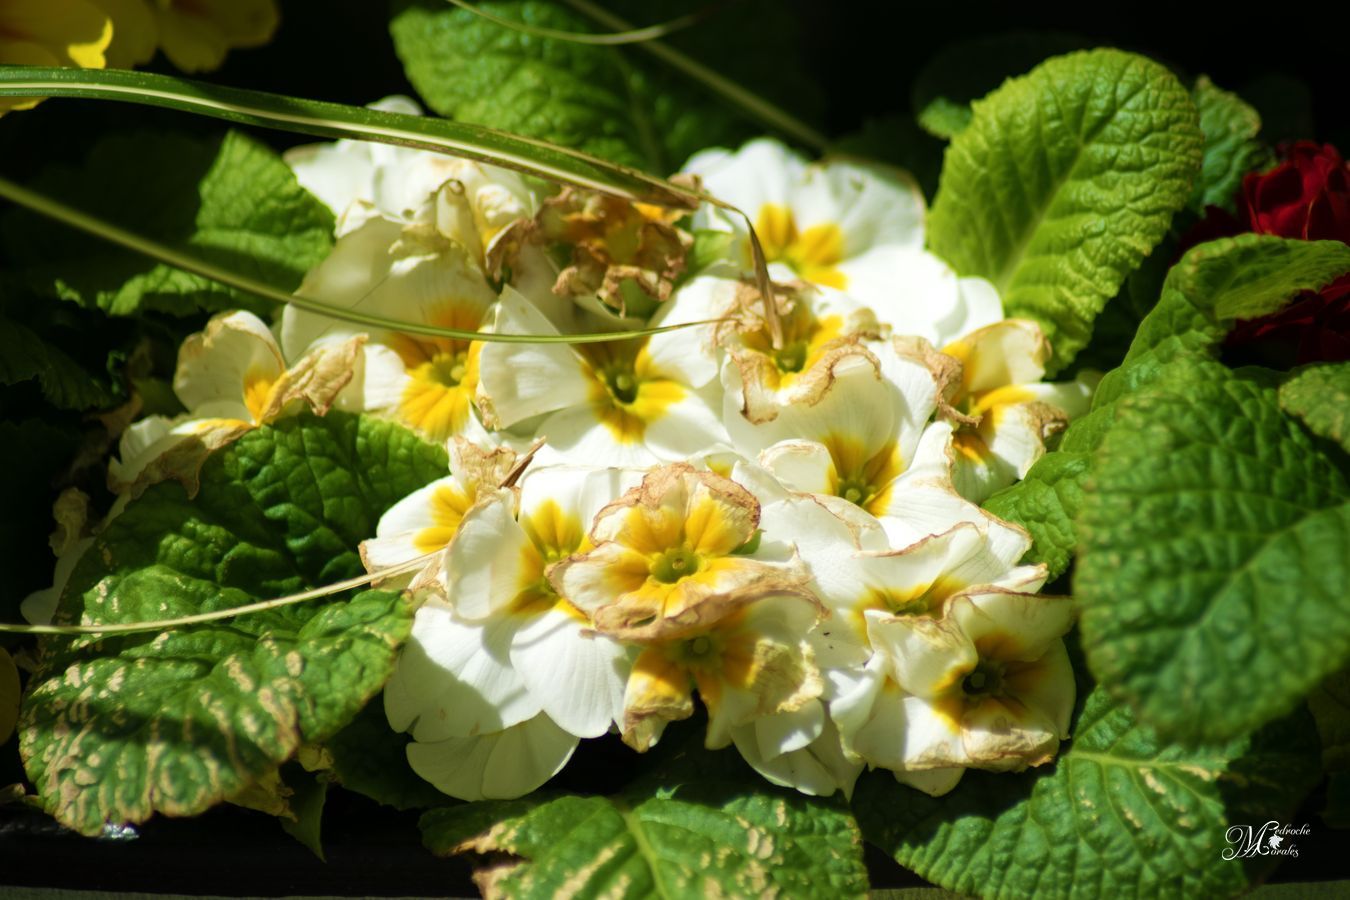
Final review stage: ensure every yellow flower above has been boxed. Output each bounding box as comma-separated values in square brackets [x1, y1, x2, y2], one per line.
[0, 0, 112, 113]
[150, 0, 277, 73]
[90, 0, 156, 67]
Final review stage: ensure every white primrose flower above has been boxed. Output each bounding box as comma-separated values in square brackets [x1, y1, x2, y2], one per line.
[441, 466, 645, 738]
[359, 438, 519, 576]
[727, 340, 984, 546]
[476, 286, 729, 467]
[711, 276, 882, 425]
[378, 464, 644, 801]
[682, 137, 1001, 345]
[285, 95, 536, 263]
[940, 319, 1097, 502]
[615, 588, 825, 753]
[109, 310, 360, 493]
[280, 212, 500, 445]
[827, 524, 1074, 793]
[549, 463, 810, 636]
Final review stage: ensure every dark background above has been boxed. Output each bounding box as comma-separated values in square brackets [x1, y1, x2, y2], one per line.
[3, 0, 1349, 894]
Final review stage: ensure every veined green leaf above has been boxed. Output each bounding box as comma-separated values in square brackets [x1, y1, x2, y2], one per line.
[444, 0, 707, 45]
[392, 0, 824, 175]
[1117, 235, 1350, 375]
[1189, 75, 1272, 213]
[20, 413, 446, 836]
[855, 687, 1321, 900]
[985, 235, 1350, 580]
[1279, 362, 1350, 453]
[0, 65, 697, 209]
[928, 49, 1203, 373]
[1077, 370, 1350, 743]
[422, 743, 867, 899]
[4, 130, 333, 319]
[0, 312, 118, 409]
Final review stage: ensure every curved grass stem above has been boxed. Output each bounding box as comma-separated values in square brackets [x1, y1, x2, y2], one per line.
[0, 555, 436, 637]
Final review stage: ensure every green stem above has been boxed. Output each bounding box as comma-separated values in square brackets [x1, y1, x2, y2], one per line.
[0, 175, 720, 345]
[0, 556, 434, 636]
[0, 66, 699, 209]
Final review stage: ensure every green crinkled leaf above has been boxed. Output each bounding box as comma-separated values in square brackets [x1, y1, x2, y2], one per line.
[390, 0, 819, 175]
[1189, 76, 1272, 213]
[1077, 372, 1350, 744]
[5, 130, 334, 318]
[989, 236, 1350, 580]
[927, 49, 1203, 374]
[421, 747, 868, 899]
[1121, 235, 1350, 372]
[20, 413, 447, 836]
[391, 0, 648, 169]
[0, 313, 117, 410]
[1280, 362, 1350, 453]
[983, 450, 1091, 576]
[854, 687, 1322, 900]
[910, 31, 1090, 140]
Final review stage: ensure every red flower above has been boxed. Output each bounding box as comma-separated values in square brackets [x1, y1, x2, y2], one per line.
[1225, 142, 1350, 365]
[1243, 142, 1350, 243]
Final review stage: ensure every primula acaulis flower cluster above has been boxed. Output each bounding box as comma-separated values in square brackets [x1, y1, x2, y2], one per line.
[49, 103, 1095, 803]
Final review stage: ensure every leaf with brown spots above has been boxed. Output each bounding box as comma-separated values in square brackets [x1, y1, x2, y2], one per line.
[19, 413, 447, 836]
[855, 687, 1321, 900]
[422, 743, 867, 899]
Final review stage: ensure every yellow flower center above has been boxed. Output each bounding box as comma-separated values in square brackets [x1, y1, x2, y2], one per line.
[412, 482, 476, 554]
[754, 203, 847, 289]
[241, 367, 276, 424]
[510, 500, 590, 621]
[579, 339, 685, 443]
[651, 546, 701, 584]
[822, 434, 903, 515]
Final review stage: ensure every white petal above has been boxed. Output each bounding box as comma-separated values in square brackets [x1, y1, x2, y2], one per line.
[405, 713, 577, 801]
[683, 138, 807, 224]
[732, 715, 862, 798]
[174, 311, 285, 418]
[893, 766, 965, 797]
[511, 608, 631, 738]
[517, 465, 645, 534]
[758, 440, 835, 495]
[791, 157, 925, 254]
[867, 613, 975, 699]
[640, 387, 733, 462]
[384, 606, 539, 740]
[444, 489, 534, 621]
[752, 699, 826, 760]
[948, 592, 1075, 663]
[477, 288, 592, 428]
